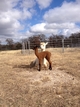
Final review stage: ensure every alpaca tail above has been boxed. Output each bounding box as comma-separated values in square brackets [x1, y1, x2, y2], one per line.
[30, 61, 36, 68]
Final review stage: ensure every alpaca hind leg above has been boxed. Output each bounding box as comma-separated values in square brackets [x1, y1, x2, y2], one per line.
[49, 61, 52, 70]
[46, 57, 52, 70]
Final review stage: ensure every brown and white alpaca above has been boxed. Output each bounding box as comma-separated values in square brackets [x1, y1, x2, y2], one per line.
[33, 46, 52, 71]
[30, 42, 48, 68]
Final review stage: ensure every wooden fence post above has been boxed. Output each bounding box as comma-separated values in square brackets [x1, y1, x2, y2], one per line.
[21, 41, 25, 54]
[62, 38, 64, 53]
[28, 41, 30, 54]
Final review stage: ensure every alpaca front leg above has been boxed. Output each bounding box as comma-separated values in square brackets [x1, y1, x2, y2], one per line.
[38, 63, 41, 71]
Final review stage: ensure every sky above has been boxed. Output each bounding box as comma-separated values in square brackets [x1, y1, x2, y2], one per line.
[0, 0, 80, 43]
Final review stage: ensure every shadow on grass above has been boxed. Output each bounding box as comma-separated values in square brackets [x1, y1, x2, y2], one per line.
[13, 64, 38, 72]
[13, 64, 30, 69]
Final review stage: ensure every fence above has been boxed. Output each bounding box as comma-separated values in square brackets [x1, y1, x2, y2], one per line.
[21, 38, 80, 54]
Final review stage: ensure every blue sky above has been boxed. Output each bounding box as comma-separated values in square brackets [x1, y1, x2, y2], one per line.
[0, 0, 80, 43]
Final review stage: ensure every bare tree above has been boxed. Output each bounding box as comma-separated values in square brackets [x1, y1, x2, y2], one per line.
[6, 38, 14, 45]
[6, 38, 14, 50]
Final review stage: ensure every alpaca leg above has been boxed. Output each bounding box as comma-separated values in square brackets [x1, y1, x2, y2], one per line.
[44, 58, 47, 68]
[38, 60, 42, 71]
[46, 57, 52, 70]
[38, 63, 41, 71]
[49, 61, 52, 70]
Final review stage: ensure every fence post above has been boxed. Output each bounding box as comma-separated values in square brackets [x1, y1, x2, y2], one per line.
[62, 38, 64, 53]
[21, 41, 25, 54]
[25, 42, 28, 50]
[28, 41, 30, 54]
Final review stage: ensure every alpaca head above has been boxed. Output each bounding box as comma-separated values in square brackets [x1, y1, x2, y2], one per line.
[33, 45, 38, 50]
[40, 42, 48, 51]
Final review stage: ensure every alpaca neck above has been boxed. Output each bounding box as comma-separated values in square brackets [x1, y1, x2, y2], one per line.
[35, 48, 39, 57]
[41, 48, 45, 52]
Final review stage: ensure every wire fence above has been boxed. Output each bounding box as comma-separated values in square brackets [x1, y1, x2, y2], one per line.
[21, 38, 80, 54]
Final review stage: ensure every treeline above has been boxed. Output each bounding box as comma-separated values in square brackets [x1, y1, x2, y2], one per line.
[48, 33, 80, 47]
[0, 32, 80, 50]
[0, 39, 22, 50]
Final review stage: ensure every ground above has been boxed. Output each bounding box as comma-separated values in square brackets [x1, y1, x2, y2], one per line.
[0, 48, 80, 107]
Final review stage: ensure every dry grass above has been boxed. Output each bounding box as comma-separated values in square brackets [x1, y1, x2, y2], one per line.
[0, 48, 80, 107]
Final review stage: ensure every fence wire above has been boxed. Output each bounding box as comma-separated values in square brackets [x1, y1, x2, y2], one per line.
[21, 38, 80, 54]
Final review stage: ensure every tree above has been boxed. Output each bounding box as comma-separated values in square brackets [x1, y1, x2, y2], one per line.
[6, 38, 14, 45]
[0, 41, 1, 50]
[28, 34, 48, 48]
[38, 34, 47, 42]
[6, 38, 14, 50]
[69, 33, 80, 47]
[15, 42, 22, 50]
[48, 34, 63, 47]
[28, 35, 40, 48]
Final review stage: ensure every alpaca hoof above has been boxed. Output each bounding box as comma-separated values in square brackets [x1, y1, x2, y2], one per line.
[38, 69, 41, 71]
[49, 67, 52, 70]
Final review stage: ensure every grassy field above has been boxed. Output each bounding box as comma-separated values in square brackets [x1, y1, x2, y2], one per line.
[0, 48, 80, 107]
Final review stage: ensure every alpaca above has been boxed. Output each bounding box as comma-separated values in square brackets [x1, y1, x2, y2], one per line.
[40, 42, 48, 51]
[33, 46, 52, 71]
[40, 42, 48, 67]
[30, 42, 48, 68]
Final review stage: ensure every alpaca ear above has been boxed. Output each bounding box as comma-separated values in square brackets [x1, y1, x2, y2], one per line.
[35, 45, 38, 48]
[46, 42, 48, 45]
